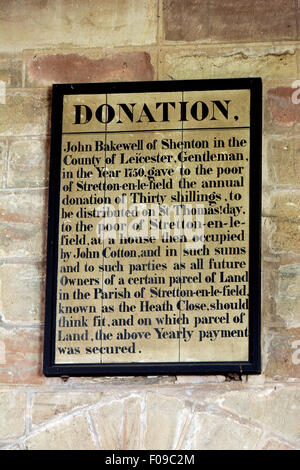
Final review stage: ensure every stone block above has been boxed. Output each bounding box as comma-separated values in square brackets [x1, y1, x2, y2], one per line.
[122, 396, 142, 450]
[32, 392, 104, 426]
[0, 0, 158, 52]
[91, 400, 123, 450]
[0, 89, 49, 137]
[162, 47, 297, 81]
[266, 86, 300, 128]
[25, 414, 98, 450]
[163, 0, 209, 42]
[182, 411, 261, 450]
[0, 59, 22, 88]
[265, 328, 300, 379]
[277, 264, 300, 329]
[0, 190, 46, 258]
[163, 0, 297, 42]
[219, 387, 300, 444]
[265, 191, 300, 254]
[0, 140, 6, 187]
[266, 136, 300, 186]
[0, 327, 43, 385]
[145, 393, 190, 449]
[209, 0, 297, 42]
[262, 438, 296, 450]
[0, 391, 26, 439]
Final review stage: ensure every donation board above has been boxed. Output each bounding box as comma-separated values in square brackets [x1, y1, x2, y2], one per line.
[43, 78, 261, 376]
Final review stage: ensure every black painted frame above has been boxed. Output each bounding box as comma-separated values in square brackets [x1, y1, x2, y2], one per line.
[43, 78, 262, 377]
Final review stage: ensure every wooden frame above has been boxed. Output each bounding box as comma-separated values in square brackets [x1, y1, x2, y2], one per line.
[43, 78, 262, 376]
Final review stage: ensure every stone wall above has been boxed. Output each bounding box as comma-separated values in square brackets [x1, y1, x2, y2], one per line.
[0, 0, 299, 450]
